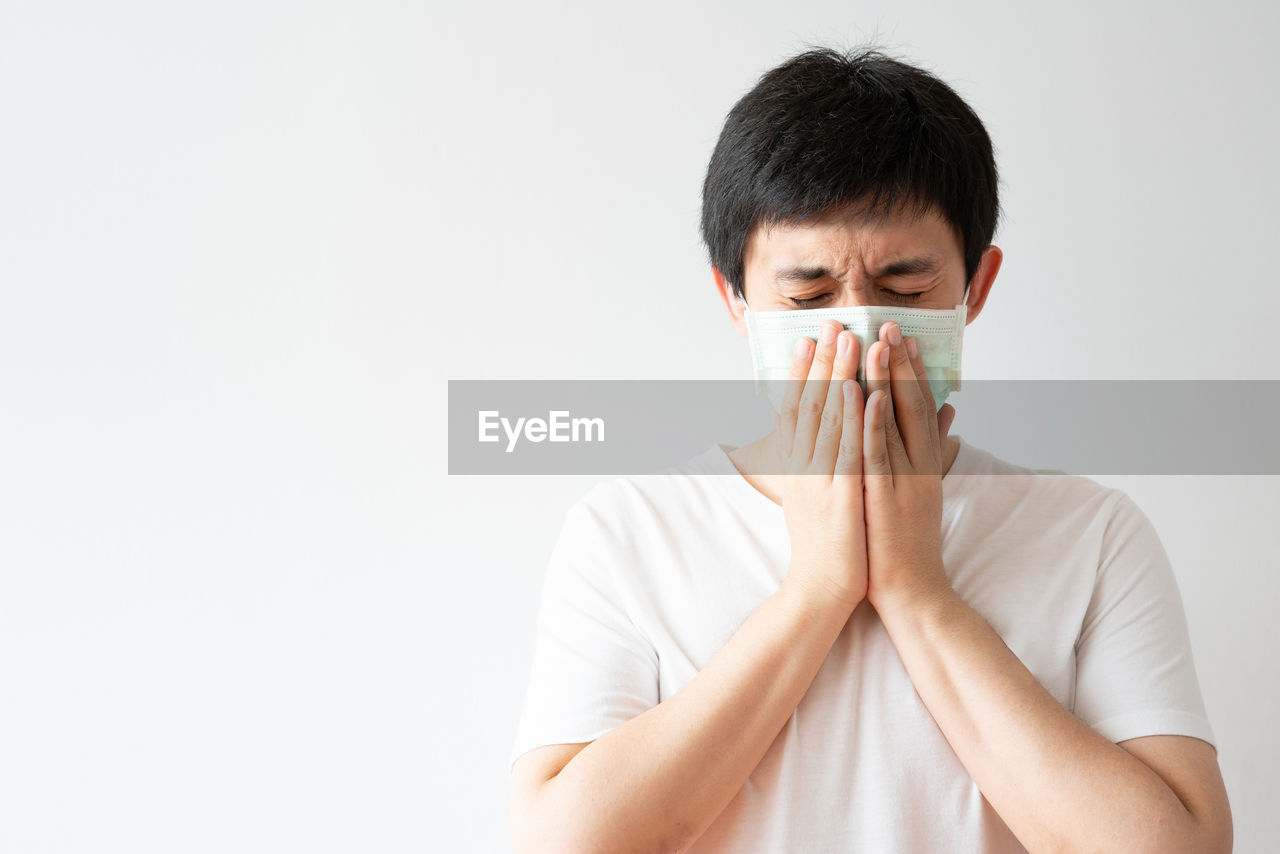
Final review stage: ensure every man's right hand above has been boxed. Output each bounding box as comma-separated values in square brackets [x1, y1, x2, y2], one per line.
[512, 316, 870, 854]
[773, 318, 869, 613]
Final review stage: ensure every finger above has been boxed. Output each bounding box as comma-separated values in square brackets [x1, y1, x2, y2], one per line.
[778, 335, 812, 459]
[794, 319, 842, 465]
[865, 335, 911, 475]
[937, 402, 956, 455]
[880, 322, 933, 472]
[813, 330, 859, 474]
[834, 379, 864, 477]
[899, 330, 941, 472]
[862, 388, 894, 495]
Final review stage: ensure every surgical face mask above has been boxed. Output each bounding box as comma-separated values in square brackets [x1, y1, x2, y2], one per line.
[743, 300, 968, 413]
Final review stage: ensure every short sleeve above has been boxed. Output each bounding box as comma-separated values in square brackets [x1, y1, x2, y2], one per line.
[1072, 491, 1217, 752]
[508, 491, 660, 770]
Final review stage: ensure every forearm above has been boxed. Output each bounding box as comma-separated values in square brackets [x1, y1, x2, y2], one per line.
[876, 587, 1199, 854]
[531, 576, 851, 854]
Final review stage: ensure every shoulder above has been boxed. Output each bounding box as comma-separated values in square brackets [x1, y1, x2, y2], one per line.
[571, 466, 735, 542]
[956, 438, 1131, 529]
[564, 442, 740, 529]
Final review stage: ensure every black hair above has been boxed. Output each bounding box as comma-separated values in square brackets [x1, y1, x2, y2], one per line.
[700, 44, 1001, 301]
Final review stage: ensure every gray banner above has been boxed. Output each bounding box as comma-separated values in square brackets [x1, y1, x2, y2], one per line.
[448, 380, 1280, 475]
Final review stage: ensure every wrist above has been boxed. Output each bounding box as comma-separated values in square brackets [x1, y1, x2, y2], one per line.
[779, 573, 863, 618]
[870, 578, 959, 630]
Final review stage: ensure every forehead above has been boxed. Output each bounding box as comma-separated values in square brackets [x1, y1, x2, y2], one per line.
[744, 204, 962, 271]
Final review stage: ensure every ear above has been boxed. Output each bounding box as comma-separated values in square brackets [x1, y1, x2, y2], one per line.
[713, 267, 750, 338]
[962, 245, 1003, 326]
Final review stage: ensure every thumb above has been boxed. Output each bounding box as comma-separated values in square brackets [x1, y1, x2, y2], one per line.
[936, 403, 956, 445]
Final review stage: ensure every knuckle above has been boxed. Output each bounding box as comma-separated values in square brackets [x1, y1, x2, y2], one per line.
[905, 391, 930, 421]
[820, 403, 841, 432]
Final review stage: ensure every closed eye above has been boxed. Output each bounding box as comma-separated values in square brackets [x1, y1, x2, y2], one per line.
[790, 294, 832, 308]
[790, 290, 925, 307]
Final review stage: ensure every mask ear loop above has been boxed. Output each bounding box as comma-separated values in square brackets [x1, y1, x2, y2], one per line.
[940, 303, 967, 393]
[738, 294, 769, 399]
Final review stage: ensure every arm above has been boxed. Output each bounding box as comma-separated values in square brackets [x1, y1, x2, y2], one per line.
[511, 321, 870, 854]
[859, 323, 1231, 854]
[875, 589, 1231, 854]
[510, 577, 851, 854]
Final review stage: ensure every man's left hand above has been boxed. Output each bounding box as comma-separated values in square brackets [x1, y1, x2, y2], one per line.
[861, 320, 956, 617]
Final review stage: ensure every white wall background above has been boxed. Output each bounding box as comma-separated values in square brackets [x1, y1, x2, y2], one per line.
[1, 1, 1276, 851]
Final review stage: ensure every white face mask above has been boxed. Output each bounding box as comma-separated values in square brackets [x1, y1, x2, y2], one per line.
[742, 299, 968, 412]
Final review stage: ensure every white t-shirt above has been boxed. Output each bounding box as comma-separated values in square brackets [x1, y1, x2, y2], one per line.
[509, 434, 1216, 853]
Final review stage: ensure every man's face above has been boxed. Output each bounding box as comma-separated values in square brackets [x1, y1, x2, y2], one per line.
[739, 203, 970, 314]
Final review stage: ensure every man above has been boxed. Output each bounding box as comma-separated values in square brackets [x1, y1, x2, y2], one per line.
[507, 45, 1232, 853]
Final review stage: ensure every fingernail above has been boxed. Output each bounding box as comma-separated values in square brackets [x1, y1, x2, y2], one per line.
[794, 337, 810, 360]
[878, 346, 890, 369]
[820, 321, 837, 345]
[888, 323, 903, 347]
[836, 332, 850, 358]
[906, 337, 919, 359]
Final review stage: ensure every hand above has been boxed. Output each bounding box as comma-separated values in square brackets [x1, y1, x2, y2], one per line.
[861, 320, 955, 617]
[773, 319, 869, 613]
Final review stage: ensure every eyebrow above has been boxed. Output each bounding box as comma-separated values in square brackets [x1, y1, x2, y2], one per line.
[774, 255, 941, 284]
